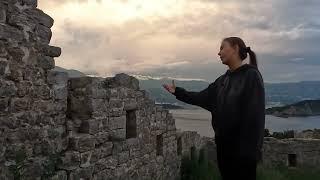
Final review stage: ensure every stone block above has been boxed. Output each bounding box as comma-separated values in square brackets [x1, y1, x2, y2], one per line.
[9, 97, 30, 112]
[109, 129, 126, 141]
[23, 0, 38, 7]
[50, 170, 68, 180]
[68, 96, 92, 119]
[99, 142, 113, 158]
[27, 8, 54, 28]
[124, 100, 138, 111]
[47, 70, 68, 85]
[80, 149, 100, 168]
[94, 131, 109, 145]
[35, 24, 52, 44]
[108, 98, 123, 108]
[41, 44, 61, 57]
[108, 115, 126, 130]
[69, 166, 94, 180]
[105, 73, 139, 90]
[0, 58, 9, 76]
[117, 150, 129, 164]
[37, 55, 54, 70]
[91, 98, 108, 112]
[94, 156, 118, 174]
[0, 79, 17, 97]
[69, 134, 96, 152]
[0, 5, 6, 23]
[79, 119, 102, 134]
[68, 76, 103, 89]
[16, 80, 32, 97]
[58, 151, 80, 170]
[0, 24, 24, 42]
[0, 97, 9, 112]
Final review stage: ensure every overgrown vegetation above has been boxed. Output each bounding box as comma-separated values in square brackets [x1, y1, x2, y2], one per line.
[179, 146, 320, 180]
[41, 152, 63, 179]
[257, 164, 320, 180]
[8, 150, 27, 180]
[264, 128, 296, 139]
[180, 146, 220, 180]
[271, 130, 295, 139]
[8, 150, 62, 180]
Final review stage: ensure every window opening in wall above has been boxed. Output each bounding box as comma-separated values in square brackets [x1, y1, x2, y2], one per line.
[288, 153, 297, 167]
[177, 137, 182, 155]
[156, 134, 163, 156]
[126, 109, 137, 139]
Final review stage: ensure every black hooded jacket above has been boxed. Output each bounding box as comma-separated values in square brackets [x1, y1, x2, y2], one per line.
[172, 63, 265, 161]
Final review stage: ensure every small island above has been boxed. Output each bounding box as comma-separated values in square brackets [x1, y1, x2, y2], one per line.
[266, 100, 320, 118]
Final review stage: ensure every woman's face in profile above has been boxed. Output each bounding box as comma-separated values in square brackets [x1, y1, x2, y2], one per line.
[218, 40, 237, 65]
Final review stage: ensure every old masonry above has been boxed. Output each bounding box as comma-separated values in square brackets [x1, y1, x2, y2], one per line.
[1, 0, 320, 179]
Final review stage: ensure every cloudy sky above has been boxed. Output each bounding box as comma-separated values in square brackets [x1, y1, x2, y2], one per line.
[38, 0, 320, 83]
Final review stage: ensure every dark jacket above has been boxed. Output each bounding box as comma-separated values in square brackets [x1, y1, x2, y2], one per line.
[172, 63, 265, 161]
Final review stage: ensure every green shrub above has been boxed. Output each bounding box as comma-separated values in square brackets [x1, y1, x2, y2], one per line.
[272, 130, 295, 139]
[8, 150, 62, 180]
[8, 149, 27, 180]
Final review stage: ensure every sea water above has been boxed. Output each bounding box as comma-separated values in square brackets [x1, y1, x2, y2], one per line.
[169, 108, 320, 137]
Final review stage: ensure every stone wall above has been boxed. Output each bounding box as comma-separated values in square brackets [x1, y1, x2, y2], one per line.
[63, 74, 181, 179]
[0, 1, 204, 179]
[3, 0, 320, 179]
[294, 129, 320, 139]
[203, 137, 320, 168]
[0, 0, 67, 179]
[176, 130, 204, 158]
[262, 137, 320, 168]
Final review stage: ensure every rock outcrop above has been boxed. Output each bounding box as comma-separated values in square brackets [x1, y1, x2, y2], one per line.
[266, 100, 320, 117]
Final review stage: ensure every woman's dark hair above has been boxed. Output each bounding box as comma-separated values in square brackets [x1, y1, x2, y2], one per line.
[223, 37, 258, 68]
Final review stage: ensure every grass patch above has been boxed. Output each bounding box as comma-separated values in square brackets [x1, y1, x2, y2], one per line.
[257, 164, 320, 180]
[180, 146, 220, 180]
[180, 147, 320, 180]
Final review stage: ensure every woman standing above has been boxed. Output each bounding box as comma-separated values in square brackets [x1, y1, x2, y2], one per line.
[162, 37, 265, 180]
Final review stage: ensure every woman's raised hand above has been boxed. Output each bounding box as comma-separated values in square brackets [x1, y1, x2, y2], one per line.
[162, 80, 176, 94]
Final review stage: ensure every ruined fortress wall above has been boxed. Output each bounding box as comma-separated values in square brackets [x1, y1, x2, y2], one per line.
[63, 74, 180, 179]
[0, 1, 204, 179]
[176, 130, 203, 157]
[4, 1, 320, 179]
[0, 0, 68, 179]
[262, 137, 320, 168]
[204, 137, 320, 168]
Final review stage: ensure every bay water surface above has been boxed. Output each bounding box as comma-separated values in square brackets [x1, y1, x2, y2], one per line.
[169, 109, 320, 137]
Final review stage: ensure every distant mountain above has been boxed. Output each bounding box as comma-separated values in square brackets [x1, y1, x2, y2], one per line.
[53, 66, 87, 78]
[139, 78, 210, 107]
[264, 81, 320, 106]
[138, 78, 320, 108]
[266, 100, 320, 117]
[51, 68, 320, 108]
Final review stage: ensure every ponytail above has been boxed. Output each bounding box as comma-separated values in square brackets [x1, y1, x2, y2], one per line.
[246, 47, 258, 68]
[223, 37, 259, 68]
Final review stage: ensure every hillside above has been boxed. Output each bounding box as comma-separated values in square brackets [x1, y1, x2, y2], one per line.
[53, 67, 320, 108]
[266, 100, 320, 117]
[53, 66, 87, 77]
[141, 79, 320, 108]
